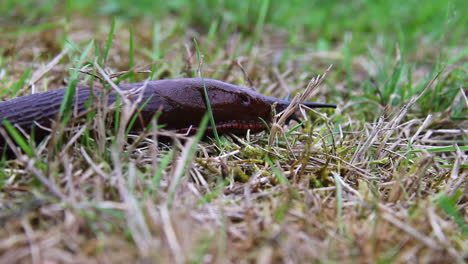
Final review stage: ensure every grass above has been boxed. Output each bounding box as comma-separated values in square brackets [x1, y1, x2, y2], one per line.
[0, 0, 467, 263]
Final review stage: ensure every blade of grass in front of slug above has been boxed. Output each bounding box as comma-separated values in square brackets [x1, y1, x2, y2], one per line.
[201, 76, 221, 143]
[80, 89, 98, 149]
[193, 38, 221, 144]
[59, 40, 94, 120]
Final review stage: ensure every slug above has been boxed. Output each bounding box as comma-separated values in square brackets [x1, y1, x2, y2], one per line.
[0, 78, 336, 155]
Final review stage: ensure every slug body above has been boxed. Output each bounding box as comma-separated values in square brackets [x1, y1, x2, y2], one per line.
[0, 78, 336, 153]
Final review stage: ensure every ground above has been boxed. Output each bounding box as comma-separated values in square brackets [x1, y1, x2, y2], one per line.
[0, 0, 466, 263]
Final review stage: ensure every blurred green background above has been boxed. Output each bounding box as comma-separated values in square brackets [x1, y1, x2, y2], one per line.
[1, 0, 466, 55]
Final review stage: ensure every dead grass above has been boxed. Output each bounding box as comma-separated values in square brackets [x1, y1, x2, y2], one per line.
[0, 15, 466, 264]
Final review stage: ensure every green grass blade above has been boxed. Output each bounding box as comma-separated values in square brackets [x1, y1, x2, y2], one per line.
[2, 120, 34, 157]
[8, 67, 32, 97]
[129, 25, 135, 83]
[333, 172, 345, 235]
[437, 192, 468, 235]
[266, 155, 289, 185]
[247, 0, 269, 54]
[193, 38, 221, 144]
[407, 146, 468, 153]
[59, 40, 94, 118]
[125, 95, 156, 136]
[103, 17, 116, 65]
[114, 93, 121, 133]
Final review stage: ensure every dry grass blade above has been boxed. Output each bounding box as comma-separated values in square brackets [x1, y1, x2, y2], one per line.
[447, 147, 467, 196]
[113, 151, 153, 256]
[409, 114, 433, 144]
[351, 116, 385, 164]
[29, 48, 69, 90]
[160, 205, 185, 264]
[166, 137, 196, 207]
[21, 158, 67, 201]
[381, 212, 441, 250]
[269, 65, 332, 145]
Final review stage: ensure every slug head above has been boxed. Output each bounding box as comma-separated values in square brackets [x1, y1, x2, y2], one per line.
[136, 78, 336, 134]
[140, 78, 272, 133]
